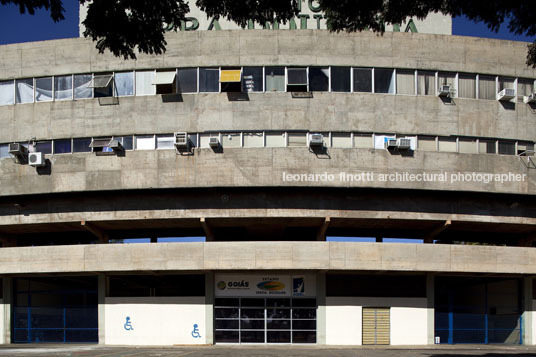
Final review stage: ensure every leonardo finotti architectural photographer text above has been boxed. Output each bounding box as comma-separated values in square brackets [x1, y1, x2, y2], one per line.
[282, 171, 527, 184]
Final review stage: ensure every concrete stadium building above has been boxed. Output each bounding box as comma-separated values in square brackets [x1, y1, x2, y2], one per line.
[0, 4, 535, 346]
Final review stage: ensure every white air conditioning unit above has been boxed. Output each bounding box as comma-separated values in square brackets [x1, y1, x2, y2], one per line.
[497, 88, 515, 101]
[523, 93, 536, 104]
[209, 137, 220, 148]
[385, 139, 397, 149]
[174, 132, 189, 150]
[28, 152, 45, 167]
[309, 133, 324, 147]
[397, 138, 412, 150]
[437, 85, 451, 97]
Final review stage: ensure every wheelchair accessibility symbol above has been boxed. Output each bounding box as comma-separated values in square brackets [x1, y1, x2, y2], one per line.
[191, 323, 201, 338]
[124, 316, 134, 331]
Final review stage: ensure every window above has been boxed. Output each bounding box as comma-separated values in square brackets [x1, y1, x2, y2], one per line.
[73, 138, 92, 153]
[265, 67, 285, 92]
[374, 68, 395, 94]
[177, 68, 198, 93]
[199, 133, 217, 148]
[74, 74, 93, 99]
[0, 144, 9, 159]
[115, 136, 134, 150]
[308, 67, 329, 92]
[354, 134, 373, 148]
[287, 68, 308, 92]
[53, 139, 72, 154]
[498, 141, 515, 155]
[266, 132, 286, 147]
[418, 136, 437, 151]
[396, 69, 415, 95]
[90, 73, 113, 98]
[90, 137, 112, 153]
[153, 71, 177, 94]
[478, 75, 496, 100]
[135, 135, 156, 150]
[518, 78, 535, 102]
[35, 141, 52, 154]
[16, 78, 34, 104]
[458, 138, 477, 154]
[479, 139, 496, 154]
[243, 132, 264, 147]
[35, 77, 53, 102]
[517, 142, 534, 156]
[438, 72, 456, 96]
[135, 71, 156, 96]
[458, 74, 476, 99]
[220, 68, 242, 93]
[438, 137, 457, 152]
[54, 75, 73, 100]
[353, 68, 372, 92]
[114, 72, 134, 96]
[330, 67, 350, 92]
[288, 133, 306, 147]
[417, 71, 435, 96]
[0, 80, 14, 105]
[222, 133, 241, 147]
[498, 77, 515, 92]
[331, 133, 352, 148]
[156, 134, 175, 149]
[199, 68, 219, 92]
[242, 67, 263, 92]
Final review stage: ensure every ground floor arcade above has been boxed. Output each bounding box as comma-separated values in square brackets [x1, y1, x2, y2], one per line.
[0, 272, 533, 346]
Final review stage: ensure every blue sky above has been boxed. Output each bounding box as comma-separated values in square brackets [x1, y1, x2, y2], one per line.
[0, 2, 534, 45]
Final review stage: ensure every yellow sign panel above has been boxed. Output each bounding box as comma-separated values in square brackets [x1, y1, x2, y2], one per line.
[220, 70, 241, 82]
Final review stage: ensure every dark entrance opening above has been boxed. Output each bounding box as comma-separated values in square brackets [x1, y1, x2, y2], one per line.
[435, 276, 522, 344]
[13, 276, 98, 343]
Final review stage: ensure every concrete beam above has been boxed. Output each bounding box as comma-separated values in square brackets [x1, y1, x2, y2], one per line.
[200, 218, 215, 242]
[316, 217, 330, 241]
[424, 219, 452, 243]
[0, 242, 534, 275]
[81, 220, 108, 244]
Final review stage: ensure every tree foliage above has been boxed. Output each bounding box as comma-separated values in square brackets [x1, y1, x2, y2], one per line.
[3, 0, 536, 67]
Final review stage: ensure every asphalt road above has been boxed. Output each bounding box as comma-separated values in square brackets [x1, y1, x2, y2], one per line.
[2, 345, 536, 357]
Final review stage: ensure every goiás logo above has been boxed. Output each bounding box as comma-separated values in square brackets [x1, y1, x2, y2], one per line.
[217, 280, 250, 290]
[216, 281, 227, 290]
[256, 280, 285, 291]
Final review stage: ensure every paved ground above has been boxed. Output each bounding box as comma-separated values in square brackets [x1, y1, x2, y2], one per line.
[1, 345, 536, 357]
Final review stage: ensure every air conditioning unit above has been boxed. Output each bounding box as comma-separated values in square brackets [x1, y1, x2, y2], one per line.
[174, 132, 189, 150]
[385, 139, 397, 149]
[28, 152, 45, 167]
[209, 137, 220, 148]
[523, 93, 536, 104]
[309, 133, 324, 147]
[497, 88, 515, 101]
[437, 85, 451, 97]
[9, 143, 28, 156]
[397, 138, 412, 150]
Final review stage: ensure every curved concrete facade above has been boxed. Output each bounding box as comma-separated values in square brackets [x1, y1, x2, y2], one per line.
[0, 29, 535, 346]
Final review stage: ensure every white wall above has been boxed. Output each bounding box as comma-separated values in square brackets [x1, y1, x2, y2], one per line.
[0, 299, 4, 344]
[105, 297, 206, 345]
[532, 299, 536, 345]
[326, 297, 428, 345]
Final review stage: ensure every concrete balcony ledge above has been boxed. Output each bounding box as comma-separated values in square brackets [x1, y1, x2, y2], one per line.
[0, 242, 534, 275]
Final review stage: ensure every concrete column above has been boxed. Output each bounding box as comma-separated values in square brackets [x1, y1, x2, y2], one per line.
[98, 274, 106, 345]
[523, 277, 533, 345]
[205, 272, 214, 345]
[2, 277, 12, 344]
[316, 272, 326, 344]
[426, 273, 435, 345]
